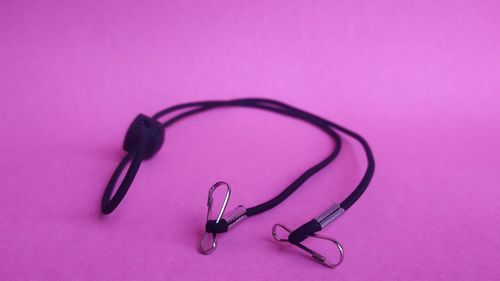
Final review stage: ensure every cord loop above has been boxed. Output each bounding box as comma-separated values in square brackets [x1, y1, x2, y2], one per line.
[101, 98, 375, 268]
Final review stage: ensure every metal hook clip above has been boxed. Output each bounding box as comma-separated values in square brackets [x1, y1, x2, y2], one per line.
[199, 181, 247, 254]
[199, 181, 231, 254]
[272, 224, 344, 268]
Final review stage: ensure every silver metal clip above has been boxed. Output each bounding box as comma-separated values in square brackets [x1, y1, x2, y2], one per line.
[272, 224, 344, 268]
[199, 181, 246, 254]
[271, 203, 345, 268]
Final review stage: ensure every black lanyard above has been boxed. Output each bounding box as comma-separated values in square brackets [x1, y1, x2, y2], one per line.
[101, 98, 375, 268]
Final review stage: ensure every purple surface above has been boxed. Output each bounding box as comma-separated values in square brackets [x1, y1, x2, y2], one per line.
[1, 1, 499, 280]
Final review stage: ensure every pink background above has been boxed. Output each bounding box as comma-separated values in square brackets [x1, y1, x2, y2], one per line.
[1, 1, 499, 280]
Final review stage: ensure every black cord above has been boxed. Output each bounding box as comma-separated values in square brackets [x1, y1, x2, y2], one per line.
[101, 98, 374, 238]
[153, 99, 343, 216]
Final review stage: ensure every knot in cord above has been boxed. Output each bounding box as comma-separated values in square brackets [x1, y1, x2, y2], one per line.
[205, 220, 229, 234]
